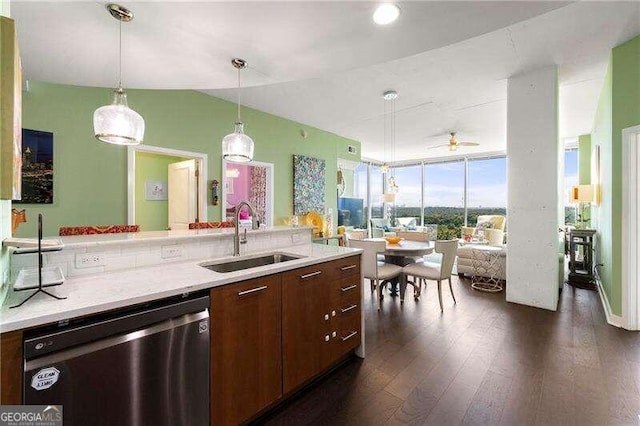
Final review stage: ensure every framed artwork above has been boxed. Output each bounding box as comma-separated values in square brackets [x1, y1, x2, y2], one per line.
[293, 154, 326, 215]
[145, 181, 167, 201]
[0, 17, 22, 200]
[14, 129, 54, 204]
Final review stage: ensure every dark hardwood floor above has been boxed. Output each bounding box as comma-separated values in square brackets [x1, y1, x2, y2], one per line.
[263, 276, 640, 425]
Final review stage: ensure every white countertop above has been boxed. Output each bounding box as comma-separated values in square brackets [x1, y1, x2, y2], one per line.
[0, 243, 361, 333]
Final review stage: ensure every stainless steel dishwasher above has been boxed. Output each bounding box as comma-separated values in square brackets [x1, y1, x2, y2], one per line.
[23, 294, 210, 426]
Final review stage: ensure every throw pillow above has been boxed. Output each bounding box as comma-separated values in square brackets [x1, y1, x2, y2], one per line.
[475, 219, 494, 233]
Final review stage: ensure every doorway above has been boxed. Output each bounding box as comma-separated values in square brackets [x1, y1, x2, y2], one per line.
[622, 124, 640, 330]
[127, 145, 208, 231]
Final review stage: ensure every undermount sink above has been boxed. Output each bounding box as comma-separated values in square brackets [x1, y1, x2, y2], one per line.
[200, 252, 305, 273]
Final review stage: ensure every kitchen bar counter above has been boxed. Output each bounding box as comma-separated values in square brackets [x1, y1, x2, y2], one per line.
[1, 231, 361, 333]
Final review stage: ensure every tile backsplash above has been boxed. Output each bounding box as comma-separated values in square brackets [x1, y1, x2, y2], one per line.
[9, 228, 312, 282]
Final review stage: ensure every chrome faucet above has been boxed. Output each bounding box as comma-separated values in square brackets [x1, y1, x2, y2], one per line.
[234, 201, 259, 256]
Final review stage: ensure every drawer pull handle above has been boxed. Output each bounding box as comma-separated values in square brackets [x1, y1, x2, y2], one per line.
[238, 285, 268, 296]
[341, 284, 357, 292]
[341, 331, 358, 342]
[300, 271, 322, 279]
[341, 304, 358, 313]
[340, 264, 357, 271]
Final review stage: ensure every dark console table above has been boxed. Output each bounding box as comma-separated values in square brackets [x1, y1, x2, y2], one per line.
[568, 229, 597, 290]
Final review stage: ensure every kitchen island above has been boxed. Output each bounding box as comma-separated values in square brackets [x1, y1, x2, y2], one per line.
[0, 226, 363, 425]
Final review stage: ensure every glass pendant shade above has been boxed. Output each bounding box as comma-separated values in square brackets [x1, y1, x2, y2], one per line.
[94, 88, 145, 146]
[222, 122, 254, 162]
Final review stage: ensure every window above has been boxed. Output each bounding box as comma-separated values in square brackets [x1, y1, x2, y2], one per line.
[369, 166, 384, 219]
[467, 157, 507, 226]
[390, 165, 421, 226]
[424, 161, 465, 239]
[564, 149, 578, 224]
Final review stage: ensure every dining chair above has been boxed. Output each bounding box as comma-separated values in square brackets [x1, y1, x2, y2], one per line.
[401, 239, 458, 311]
[347, 239, 403, 311]
[395, 231, 429, 242]
[344, 230, 366, 241]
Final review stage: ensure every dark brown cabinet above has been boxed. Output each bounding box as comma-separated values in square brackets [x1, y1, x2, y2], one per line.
[1, 330, 23, 405]
[282, 256, 361, 394]
[210, 274, 283, 426]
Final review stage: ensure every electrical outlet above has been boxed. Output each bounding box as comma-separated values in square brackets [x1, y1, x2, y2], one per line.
[161, 245, 183, 259]
[291, 233, 303, 244]
[76, 253, 106, 269]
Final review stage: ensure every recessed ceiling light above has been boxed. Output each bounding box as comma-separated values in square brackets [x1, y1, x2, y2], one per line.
[373, 3, 400, 25]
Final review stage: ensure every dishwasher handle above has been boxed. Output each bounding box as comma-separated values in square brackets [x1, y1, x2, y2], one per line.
[25, 309, 209, 372]
[24, 295, 210, 360]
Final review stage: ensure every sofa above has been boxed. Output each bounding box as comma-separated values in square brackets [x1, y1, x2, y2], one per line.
[461, 215, 506, 246]
[458, 215, 506, 280]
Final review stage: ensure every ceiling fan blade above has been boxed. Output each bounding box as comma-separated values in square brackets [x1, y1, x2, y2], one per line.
[427, 144, 451, 150]
[458, 142, 480, 147]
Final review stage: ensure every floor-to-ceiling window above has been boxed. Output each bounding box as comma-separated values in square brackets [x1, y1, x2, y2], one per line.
[424, 160, 465, 239]
[467, 157, 507, 226]
[390, 165, 422, 226]
[564, 149, 578, 224]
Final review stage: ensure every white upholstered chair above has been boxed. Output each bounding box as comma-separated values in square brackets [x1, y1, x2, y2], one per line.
[347, 239, 403, 311]
[402, 239, 458, 311]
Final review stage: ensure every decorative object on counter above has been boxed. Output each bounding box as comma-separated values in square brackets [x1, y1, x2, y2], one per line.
[13, 129, 53, 204]
[0, 16, 22, 201]
[59, 224, 140, 236]
[222, 58, 254, 163]
[11, 208, 26, 236]
[11, 214, 66, 309]
[325, 207, 334, 237]
[305, 211, 324, 237]
[93, 4, 145, 146]
[293, 154, 326, 215]
[211, 179, 219, 205]
[188, 221, 235, 229]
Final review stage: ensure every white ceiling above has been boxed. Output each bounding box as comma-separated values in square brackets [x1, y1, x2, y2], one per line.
[12, 1, 640, 162]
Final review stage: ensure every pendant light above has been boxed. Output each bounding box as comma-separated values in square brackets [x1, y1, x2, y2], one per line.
[382, 90, 399, 201]
[222, 58, 254, 162]
[93, 4, 145, 145]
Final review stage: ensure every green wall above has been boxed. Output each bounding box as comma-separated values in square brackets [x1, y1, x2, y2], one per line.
[135, 152, 186, 232]
[0, 0, 10, 305]
[592, 35, 640, 316]
[17, 81, 360, 237]
[578, 134, 591, 185]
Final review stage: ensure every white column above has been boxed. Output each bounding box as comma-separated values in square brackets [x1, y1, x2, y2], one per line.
[506, 66, 560, 311]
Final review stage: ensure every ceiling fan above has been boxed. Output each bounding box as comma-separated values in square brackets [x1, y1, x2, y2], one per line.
[428, 132, 479, 151]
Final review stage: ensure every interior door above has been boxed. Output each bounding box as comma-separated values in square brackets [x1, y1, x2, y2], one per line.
[168, 159, 197, 230]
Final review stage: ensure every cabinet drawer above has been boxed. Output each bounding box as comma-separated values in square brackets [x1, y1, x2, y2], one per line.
[336, 308, 361, 353]
[329, 256, 361, 279]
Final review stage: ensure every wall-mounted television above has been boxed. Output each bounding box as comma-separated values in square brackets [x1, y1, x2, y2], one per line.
[337, 197, 364, 228]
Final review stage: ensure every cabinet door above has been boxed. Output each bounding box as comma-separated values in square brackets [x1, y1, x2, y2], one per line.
[282, 263, 331, 394]
[1, 331, 22, 404]
[210, 274, 282, 426]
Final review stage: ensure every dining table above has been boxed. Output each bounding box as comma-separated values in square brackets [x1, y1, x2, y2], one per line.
[365, 238, 435, 296]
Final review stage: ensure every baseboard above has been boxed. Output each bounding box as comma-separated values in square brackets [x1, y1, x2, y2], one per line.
[595, 270, 624, 328]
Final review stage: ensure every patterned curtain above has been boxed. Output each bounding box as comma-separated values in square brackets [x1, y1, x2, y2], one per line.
[249, 166, 267, 223]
